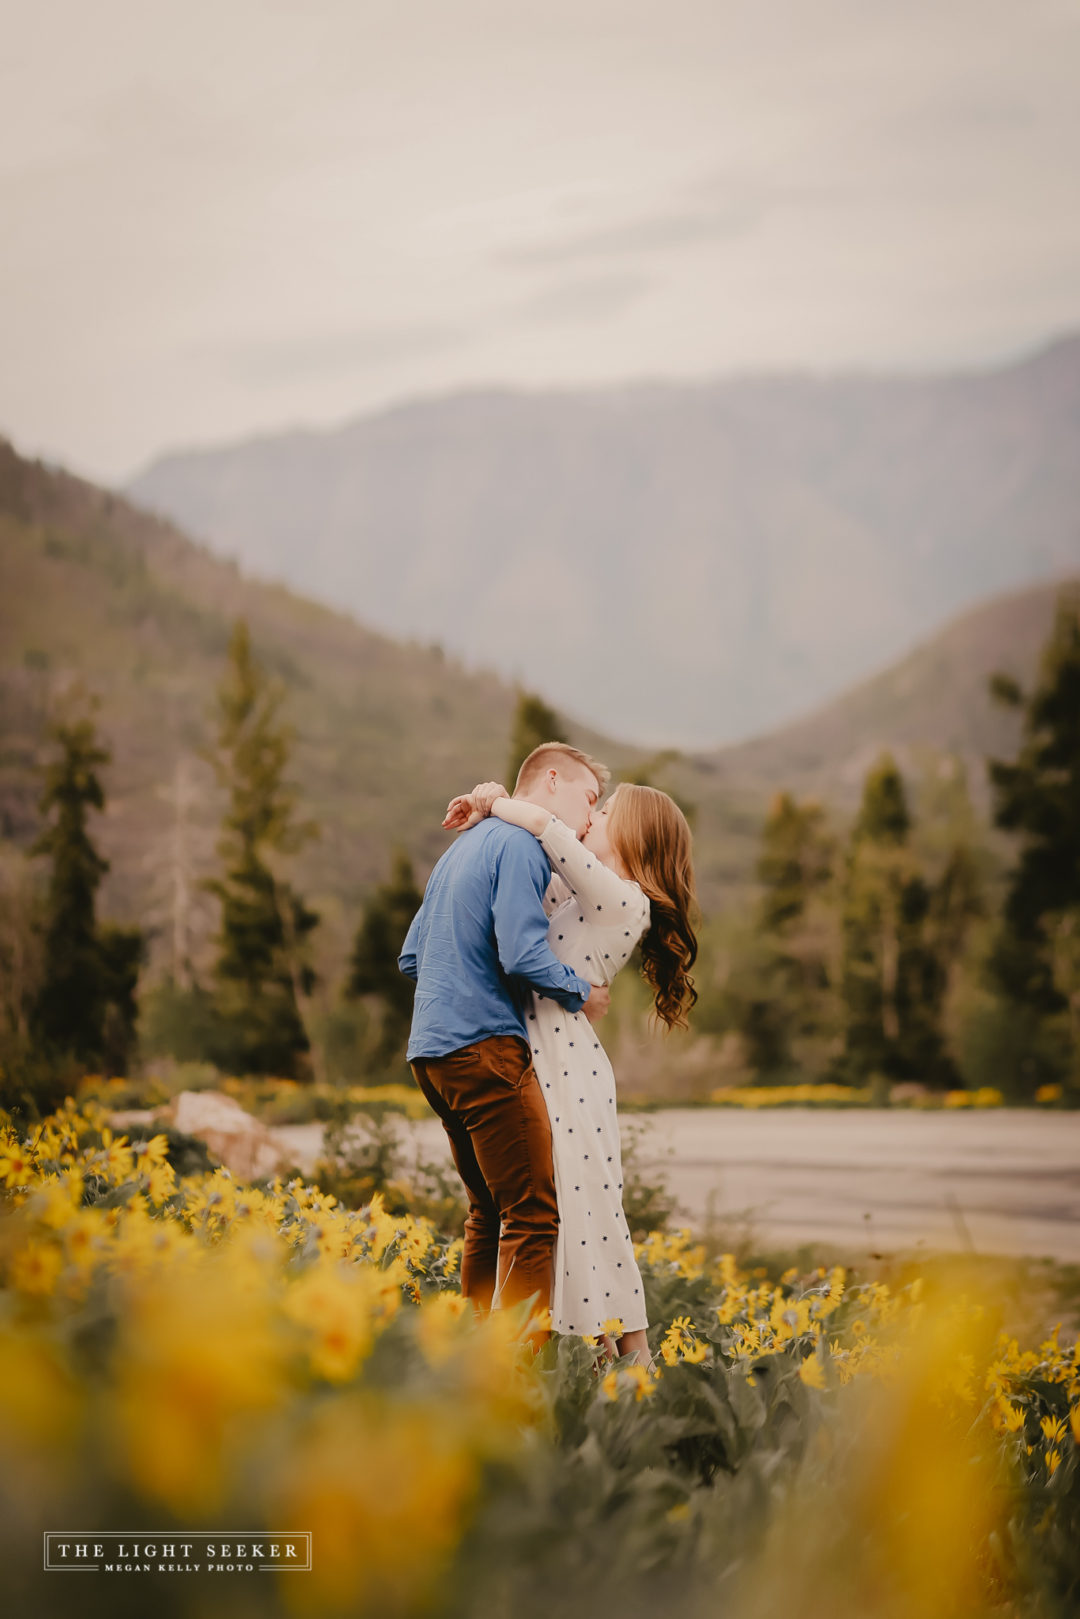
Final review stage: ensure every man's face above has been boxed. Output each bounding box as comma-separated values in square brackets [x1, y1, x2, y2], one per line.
[548, 765, 601, 839]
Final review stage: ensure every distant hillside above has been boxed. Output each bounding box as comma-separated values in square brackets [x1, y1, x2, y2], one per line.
[0, 439, 642, 976]
[692, 576, 1074, 804]
[1, 439, 1071, 988]
[130, 334, 1080, 749]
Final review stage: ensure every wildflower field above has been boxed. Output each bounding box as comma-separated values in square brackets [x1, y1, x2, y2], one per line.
[1, 1099, 1078, 1619]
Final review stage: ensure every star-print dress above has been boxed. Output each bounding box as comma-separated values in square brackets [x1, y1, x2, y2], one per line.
[522, 813, 652, 1337]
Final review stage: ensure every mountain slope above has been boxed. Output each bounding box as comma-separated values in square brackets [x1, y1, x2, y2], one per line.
[693, 576, 1075, 801]
[0, 438, 638, 975]
[129, 334, 1080, 749]
[1, 438, 1071, 981]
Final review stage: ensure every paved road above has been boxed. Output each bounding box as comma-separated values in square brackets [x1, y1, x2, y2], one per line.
[626, 1108, 1080, 1264]
[272, 1108, 1080, 1264]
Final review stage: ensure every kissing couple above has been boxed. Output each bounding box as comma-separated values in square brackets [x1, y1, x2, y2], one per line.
[398, 742, 698, 1367]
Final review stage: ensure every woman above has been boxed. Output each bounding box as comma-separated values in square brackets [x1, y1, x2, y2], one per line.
[447, 779, 698, 1367]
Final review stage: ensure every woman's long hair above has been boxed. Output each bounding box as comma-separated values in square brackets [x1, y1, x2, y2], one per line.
[607, 784, 699, 1031]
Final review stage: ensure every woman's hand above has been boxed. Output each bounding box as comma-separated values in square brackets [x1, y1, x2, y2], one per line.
[442, 781, 508, 831]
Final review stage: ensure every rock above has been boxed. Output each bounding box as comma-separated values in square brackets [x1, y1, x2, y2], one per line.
[161, 1090, 287, 1181]
[889, 1082, 932, 1105]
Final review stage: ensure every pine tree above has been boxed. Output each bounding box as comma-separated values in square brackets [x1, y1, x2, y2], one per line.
[912, 757, 988, 1071]
[986, 587, 1080, 1090]
[346, 849, 423, 1069]
[753, 792, 838, 1078]
[205, 621, 319, 1077]
[99, 922, 146, 1075]
[507, 691, 562, 788]
[30, 696, 144, 1071]
[840, 754, 952, 1085]
[618, 749, 697, 827]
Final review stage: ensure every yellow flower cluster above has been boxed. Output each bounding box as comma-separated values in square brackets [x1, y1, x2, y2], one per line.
[601, 1361, 659, 1402]
[0, 1100, 539, 1614]
[636, 1226, 707, 1277]
[658, 1315, 709, 1366]
[710, 1082, 873, 1107]
[941, 1087, 1006, 1108]
[2, 1095, 1078, 1618]
[707, 1083, 1008, 1108]
[983, 1321, 1080, 1481]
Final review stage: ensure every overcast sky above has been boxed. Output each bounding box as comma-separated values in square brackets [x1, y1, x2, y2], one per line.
[2, 0, 1079, 483]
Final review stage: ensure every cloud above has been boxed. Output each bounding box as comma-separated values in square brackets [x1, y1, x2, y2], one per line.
[221, 323, 470, 387]
[500, 197, 766, 269]
[515, 272, 654, 327]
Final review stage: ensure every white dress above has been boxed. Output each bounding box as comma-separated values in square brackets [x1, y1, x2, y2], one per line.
[522, 814, 652, 1337]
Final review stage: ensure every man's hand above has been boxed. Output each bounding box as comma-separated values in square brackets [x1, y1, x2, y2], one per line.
[581, 983, 611, 1023]
[443, 781, 509, 831]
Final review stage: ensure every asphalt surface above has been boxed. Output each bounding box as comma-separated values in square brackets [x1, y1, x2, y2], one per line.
[272, 1106, 1080, 1263]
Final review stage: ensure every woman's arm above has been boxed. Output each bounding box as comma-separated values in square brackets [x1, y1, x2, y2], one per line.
[442, 782, 551, 837]
[489, 795, 549, 837]
[442, 780, 508, 832]
[536, 814, 649, 922]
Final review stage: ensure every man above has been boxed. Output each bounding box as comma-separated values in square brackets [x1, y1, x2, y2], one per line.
[398, 742, 611, 1345]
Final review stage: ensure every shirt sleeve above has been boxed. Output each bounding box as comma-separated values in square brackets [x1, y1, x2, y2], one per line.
[490, 832, 593, 1011]
[538, 815, 650, 926]
[397, 907, 420, 981]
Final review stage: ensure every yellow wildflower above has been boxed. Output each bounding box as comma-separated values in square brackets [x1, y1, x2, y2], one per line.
[415, 1292, 471, 1368]
[265, 1395, 478, 1613]
[9, 1237, 64, 1296]
[626, 1364, 657, 1401]
[601, 1370, 618, 1401]
[0, 1329, 84, 1452]
[0, 1140, 34, 1188]
[1000, 1400, 1026, 1433]
[1041, 1414, 1067, 1446]
[443, 1238, 464, 1275]
[146, 1161, 177, 1206]
[134, 1133, 170, 1169]
[799, 1355, 827, 1389]
[26, 1172, 84, 1229]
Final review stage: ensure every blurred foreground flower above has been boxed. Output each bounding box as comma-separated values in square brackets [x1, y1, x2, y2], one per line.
[728, 1261, 1009, 1619]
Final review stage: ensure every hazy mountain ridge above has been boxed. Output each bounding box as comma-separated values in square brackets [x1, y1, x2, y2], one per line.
[691, 576, 1075, 802]
[0, 438, 569, 973]
[0, 438, 1070, 976]
[129, 335, 1080, 748]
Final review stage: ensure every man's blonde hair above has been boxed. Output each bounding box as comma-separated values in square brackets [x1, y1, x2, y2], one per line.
[513, 742, 611, 796]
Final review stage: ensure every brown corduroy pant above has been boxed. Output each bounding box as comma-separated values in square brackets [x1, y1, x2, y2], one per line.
[410, 1034, 558, 1341]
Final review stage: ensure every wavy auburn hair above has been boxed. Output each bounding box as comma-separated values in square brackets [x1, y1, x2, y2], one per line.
[607, 784, 699, 1031]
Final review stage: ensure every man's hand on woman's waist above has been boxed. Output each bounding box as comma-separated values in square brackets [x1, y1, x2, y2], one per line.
[582, 984, 611, 1023]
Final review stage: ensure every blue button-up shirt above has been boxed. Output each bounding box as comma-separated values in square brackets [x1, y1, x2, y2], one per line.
[398, 818, 592, 1060]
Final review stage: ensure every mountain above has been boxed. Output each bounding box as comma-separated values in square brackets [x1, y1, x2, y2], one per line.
[0, 438, 637, 976]
[692, 575, 1075, 802]
[129, 334, 1080, 750]
[0, 438, 1070, 983]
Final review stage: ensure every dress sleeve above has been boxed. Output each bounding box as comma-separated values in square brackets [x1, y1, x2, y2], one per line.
[537, 815, 650, 938]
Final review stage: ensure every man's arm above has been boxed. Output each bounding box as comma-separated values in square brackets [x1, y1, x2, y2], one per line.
[397, 907, 420, 981]
[490, 833, 594, 1012]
